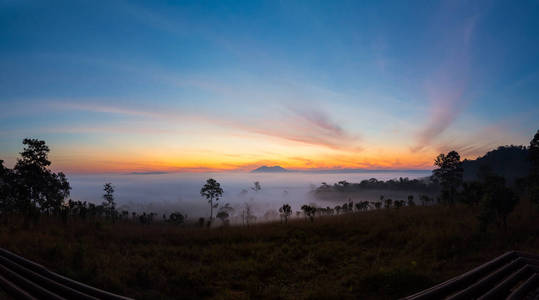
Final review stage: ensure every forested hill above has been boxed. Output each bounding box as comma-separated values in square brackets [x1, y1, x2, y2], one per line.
[462, 145, 530, 183]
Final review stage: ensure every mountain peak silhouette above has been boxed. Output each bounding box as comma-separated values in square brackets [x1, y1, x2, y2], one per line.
[251, 166, 289, 173]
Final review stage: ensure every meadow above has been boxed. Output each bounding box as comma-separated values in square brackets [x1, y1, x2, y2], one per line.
[1, 199, 538, 300]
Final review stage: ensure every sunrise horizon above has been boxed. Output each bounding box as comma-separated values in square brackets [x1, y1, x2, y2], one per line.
[0, 138, 517, 174]
[2, 1, 538, 175]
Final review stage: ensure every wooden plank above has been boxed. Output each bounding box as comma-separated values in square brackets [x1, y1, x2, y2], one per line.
[403, 251, 539, 300]
[476, 265, 531, 300]
[402, 251, 517, 300]
[0, 274, 37, 300]
[506, 273, 538, 300]
[0, 264, 66, 300]
[0, 248, 133, 300]
[0, 256, 98, 300]
[447, 257, 525, 300]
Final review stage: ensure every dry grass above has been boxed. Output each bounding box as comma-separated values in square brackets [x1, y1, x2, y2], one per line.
[0, 201, 538, 300]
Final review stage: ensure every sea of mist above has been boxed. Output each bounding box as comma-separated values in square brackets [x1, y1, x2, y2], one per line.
[67, 171, 431, 222]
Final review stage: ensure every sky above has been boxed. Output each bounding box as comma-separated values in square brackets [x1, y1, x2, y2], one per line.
[1, 0, 538, 174]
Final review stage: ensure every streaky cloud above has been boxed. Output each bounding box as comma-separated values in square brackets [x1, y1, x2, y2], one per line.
[412, 11, 479, 152]
[49, 99, 362, 152]
[240, 106, 362, 151]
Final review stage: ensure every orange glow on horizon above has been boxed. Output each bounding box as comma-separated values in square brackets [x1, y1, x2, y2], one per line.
[45, 145, 440, 174]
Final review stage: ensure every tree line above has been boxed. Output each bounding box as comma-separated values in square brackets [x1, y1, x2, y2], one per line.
[312, 176, 440, 198]
[0, 139, 70, 224]
[2, 129, 538, 232]
[275, 130, 539, 231]
[418, 131, 538, 231]
[0, 139, 189, 226]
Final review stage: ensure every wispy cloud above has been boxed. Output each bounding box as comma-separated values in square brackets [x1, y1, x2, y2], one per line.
[45, 99, 362, 151]
[433, 113, 536, 159]
[290, 107, 347, 138]
[50, 101, 165, 119]
[232, 106, 361, 151]
[413, 10, 479, 151]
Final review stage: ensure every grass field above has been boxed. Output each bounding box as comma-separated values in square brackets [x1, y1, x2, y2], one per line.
[1, 201, 538, 300]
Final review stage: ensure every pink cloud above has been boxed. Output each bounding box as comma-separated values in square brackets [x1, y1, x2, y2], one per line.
[412, 13, 478, 151]
[233, 106, 361, 151]
[47, 100, 362, 152]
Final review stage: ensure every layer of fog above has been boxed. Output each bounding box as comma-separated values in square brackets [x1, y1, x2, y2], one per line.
[68, 171, 431, 222]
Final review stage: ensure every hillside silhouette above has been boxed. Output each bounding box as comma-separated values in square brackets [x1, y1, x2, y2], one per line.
[251, 165, 289, 173]
[462, 145, 530, 183]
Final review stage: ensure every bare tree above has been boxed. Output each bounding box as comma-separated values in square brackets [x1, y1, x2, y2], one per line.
[242, 202, 256, 226]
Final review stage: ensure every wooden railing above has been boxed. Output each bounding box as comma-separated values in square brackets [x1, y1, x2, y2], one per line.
[0, 248, 133, 300]
[402, 251, 539, 300]
[2, 247, 537, 299]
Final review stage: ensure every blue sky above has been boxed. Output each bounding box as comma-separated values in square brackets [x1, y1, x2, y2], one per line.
[1, 0, 538, 173]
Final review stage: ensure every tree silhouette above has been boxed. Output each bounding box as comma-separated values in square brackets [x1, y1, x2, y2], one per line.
[394, 200, 404, 209]
[242, 202, 256, 226]
[478, 174, 519, 231]
[0, 160, 16, 217]
[102, 183, 116, 221]
[529, 130, 539, 205]
[13, 139, 71, 217]
[407, 195, 415, 206]
[460, 145, 529, 183]
[279, 204, 292, 224]
[200, 178, 223, 225]
[251, 181, 261, 192]
[313, 178, 439, 198]
[419, 195, 431, 206]
[460, 181, 483, 206]
[168, 212, 186, 225]
[433, 151, 463, 205]
[216, 203, 233, 226]
[301, 205, 316, 222]
[216, 211, 229, 225]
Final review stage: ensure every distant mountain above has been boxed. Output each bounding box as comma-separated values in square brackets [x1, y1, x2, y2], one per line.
[462, 145, 530, 183]
[251, 166, 289, 173]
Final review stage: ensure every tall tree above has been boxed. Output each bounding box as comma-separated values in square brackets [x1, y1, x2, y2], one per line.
[102, 183, 116, 219]
[478, 174, 519, 231]
[433, 151, 463, 205]
[13, 139, 71, 216]
[200, 178, 223, 225]
[242, 202, 256, 226]
[279, 204, 292, 224]
[0, 160, 16, 215]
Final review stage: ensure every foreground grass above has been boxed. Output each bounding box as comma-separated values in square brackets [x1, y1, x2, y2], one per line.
[1, 202, 538, 300]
